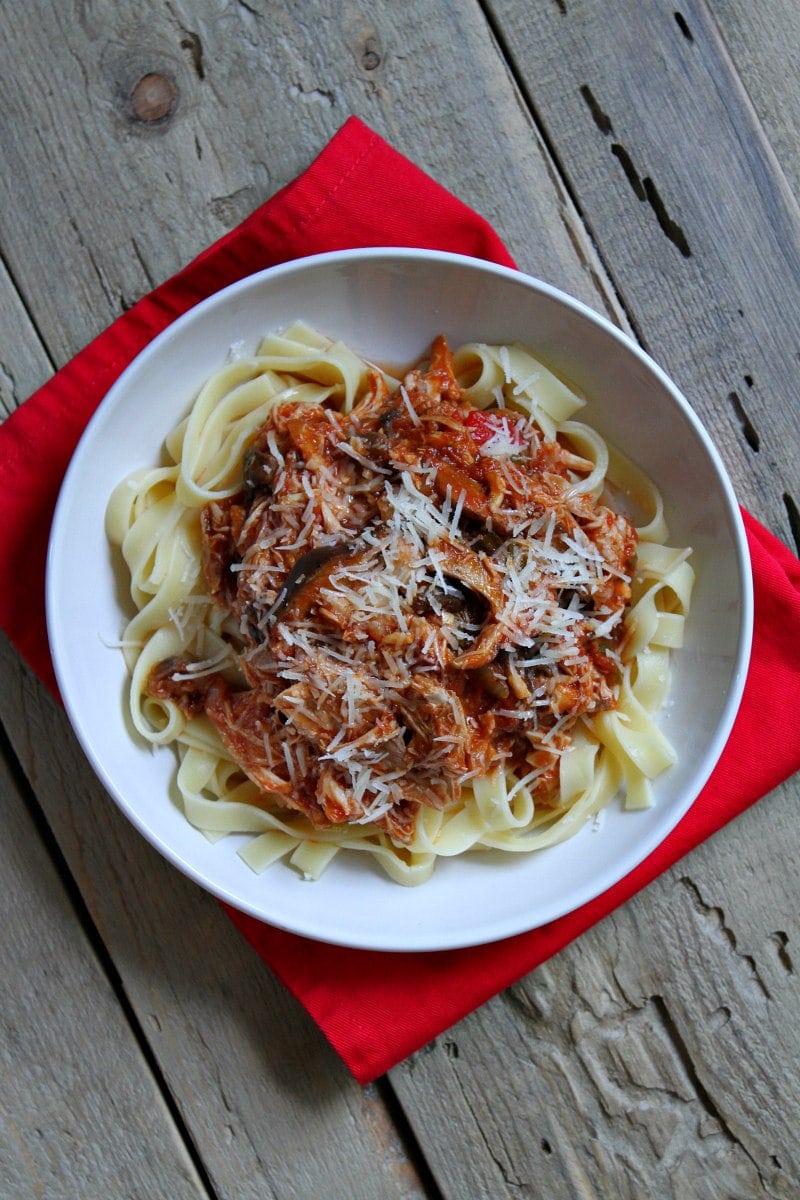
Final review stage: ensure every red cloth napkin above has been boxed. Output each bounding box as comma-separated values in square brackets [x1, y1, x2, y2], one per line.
[2, 117, 799, 1084]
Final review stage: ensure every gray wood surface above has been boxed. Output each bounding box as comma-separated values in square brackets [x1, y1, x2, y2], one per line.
[1, 1, 799, 1197]
[487, 0, 800, 545]
[0, 708, 205, 1199]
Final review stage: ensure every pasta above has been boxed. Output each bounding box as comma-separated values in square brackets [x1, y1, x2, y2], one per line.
[106, 322, 693, 885]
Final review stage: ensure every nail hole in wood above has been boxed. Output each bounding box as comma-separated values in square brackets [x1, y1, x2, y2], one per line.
[674, 12, 694, 42]
[728, 391, 760, 452]
[770, 930, 794, 975]
[642, 176, 692, 257]
[180, 31, 205, 80]
[361, 35, 381, 71]
[612, 142, 693, 257]
[709, 1004, 731, 1031]
[580, 84, 613, 135]
[611, 143, 646, 201]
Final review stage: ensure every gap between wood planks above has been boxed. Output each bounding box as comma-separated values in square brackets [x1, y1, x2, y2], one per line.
[0, 715, 222, 1200]
[474, 0, 648, 351]
[0, 244, 57, 387]
[0, 701, 447, 1199]
[476, 0, 800, 556]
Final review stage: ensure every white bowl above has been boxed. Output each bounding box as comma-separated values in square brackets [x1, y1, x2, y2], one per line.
[46, 249, 752, 951]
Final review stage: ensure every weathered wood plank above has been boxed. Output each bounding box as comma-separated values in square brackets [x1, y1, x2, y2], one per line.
[0, 722, 207, 1199]
[485, 0, 800, 550]
[1, 1, 799, 1198]
[0, 258, 52, 419]
[0, 5, 641, 1190]
[0, 0, 626, 377]
[0, 636, 431, 1200]
[391, 776, 800, 1198]
[383, 3, 800, 1194]
[708, 0, 800, 199]
[0, 2, 634, 1194]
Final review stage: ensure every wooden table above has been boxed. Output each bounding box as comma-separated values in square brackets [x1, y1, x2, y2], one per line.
[2, 2, 799, 1196]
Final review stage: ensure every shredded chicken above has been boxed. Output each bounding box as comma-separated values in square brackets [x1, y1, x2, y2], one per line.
[149, 336, 637, 842]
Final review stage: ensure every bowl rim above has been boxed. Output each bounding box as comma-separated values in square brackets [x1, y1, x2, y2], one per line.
[46, 246, 755, 950]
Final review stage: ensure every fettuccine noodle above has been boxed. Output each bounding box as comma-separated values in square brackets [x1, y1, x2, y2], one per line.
[106, 322, 693, 885]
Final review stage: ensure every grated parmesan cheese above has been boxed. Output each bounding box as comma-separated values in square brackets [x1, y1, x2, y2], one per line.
[166, 336, 638, 841]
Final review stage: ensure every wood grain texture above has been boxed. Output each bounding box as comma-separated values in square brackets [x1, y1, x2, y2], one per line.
[0, 0, 625, 379]
[0, 261, 53, 419]
[708, 0, 800, 199]
[0, 4, 630, 1193]
[0, 723, 206, 1199]
[384, 4, 800, 1194]
[485, 0, 800, 550]
[0, 637, 430, 1200]
[1, 0, 799, 1197]
[391, 777, 800, 1198]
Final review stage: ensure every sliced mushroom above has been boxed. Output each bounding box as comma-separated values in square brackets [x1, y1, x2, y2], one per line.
[428, 539, 507, 671]
[270, 542, 358, 622]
